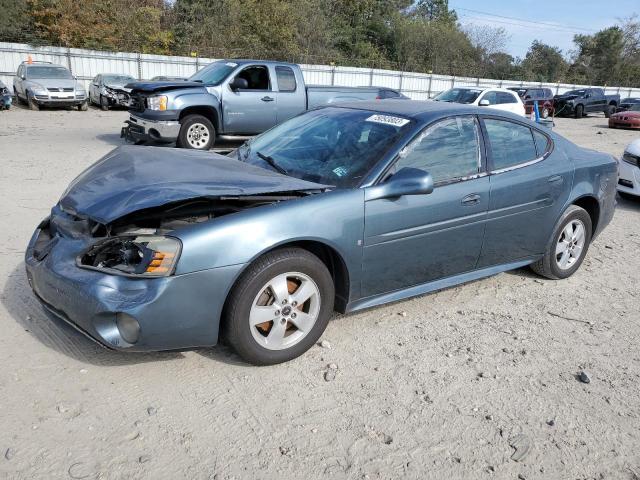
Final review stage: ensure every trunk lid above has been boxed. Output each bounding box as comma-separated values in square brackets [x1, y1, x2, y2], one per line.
[59, 146, 328, 224]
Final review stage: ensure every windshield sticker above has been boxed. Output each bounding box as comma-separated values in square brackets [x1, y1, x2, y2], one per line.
[333, 166, 348, 177]
[225, 62, 238, 67]
[365, 114, 410, 127]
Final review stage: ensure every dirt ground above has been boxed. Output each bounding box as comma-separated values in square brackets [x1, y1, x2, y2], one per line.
[1, 104, 639, 480]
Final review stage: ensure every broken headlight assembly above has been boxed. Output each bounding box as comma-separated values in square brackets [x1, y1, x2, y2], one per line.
[79, 235, 181, 277]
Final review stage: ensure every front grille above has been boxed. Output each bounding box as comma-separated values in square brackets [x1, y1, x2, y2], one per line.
[128, 93, 146, 112]
[47, 87, 74, 92]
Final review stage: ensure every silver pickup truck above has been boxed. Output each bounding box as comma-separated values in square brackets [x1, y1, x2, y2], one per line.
[121, 59, 406, 149]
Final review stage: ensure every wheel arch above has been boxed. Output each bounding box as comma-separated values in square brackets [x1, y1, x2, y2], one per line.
[223, 239, 352, 319]
[571, 195, 600, 234]
[179, 105, 220, 133]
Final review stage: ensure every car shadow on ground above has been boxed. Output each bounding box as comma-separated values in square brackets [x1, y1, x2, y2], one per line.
[616, 192, 640, 212]
[1, 262, 244, 367]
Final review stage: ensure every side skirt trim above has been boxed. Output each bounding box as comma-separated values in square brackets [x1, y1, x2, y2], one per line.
[345, 257, 539, 313]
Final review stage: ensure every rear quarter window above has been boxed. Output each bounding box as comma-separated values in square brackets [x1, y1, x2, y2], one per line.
[484, 118, 538, 171]
[275, 66, 296, 92]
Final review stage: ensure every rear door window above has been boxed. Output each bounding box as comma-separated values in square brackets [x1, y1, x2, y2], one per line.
[395, 116, 481, 184]
[275, 66, 296, 92]
[483, 118, 538, 171]
[481, 91, 498, 105]
[497, 92, 518, 104]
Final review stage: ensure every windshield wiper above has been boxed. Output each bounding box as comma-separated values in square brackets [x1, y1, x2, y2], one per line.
[257, 151, 288, 175]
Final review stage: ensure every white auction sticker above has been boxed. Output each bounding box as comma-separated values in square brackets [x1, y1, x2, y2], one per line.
[365, 114, 410, 127]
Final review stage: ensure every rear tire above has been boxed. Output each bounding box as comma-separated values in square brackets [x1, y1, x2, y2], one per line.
[574, 104, 584, 119]
[541, 107, 550, 119]
[530, 205, 592, 280]
[223, 248, 335, 365]
[177, 114, 215, 150]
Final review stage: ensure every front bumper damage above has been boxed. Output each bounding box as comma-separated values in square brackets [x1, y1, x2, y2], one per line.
[121, 114, 181, 144]
[25, 216, 244, 351]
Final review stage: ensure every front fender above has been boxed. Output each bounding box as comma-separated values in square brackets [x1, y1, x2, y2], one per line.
[171, 188, 365, 286]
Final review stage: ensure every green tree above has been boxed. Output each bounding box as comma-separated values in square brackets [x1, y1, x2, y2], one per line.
[521, 40, 568, 82]
[0, 0, 33, 43]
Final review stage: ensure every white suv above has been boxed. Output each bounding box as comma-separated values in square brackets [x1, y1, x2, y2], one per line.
[433, 87, 526, 116]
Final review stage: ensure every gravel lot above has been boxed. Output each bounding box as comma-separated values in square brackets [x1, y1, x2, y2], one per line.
[1, 104, 639, 480]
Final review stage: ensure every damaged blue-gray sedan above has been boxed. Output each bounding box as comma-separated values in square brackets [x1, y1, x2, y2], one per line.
[26, 101, 617, 364]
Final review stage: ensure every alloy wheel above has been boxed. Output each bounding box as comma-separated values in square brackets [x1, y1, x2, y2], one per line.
[249, 272, 321, 350]
[555, 219, 586, 270]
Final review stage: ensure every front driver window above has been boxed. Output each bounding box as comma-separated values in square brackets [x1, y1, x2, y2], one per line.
[395, 116, 481, 184]
[234, 66, 270, 90]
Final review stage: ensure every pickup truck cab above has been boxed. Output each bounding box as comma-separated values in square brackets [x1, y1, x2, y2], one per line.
[121, 59, 406, 149]
[554, 88, 619, 119]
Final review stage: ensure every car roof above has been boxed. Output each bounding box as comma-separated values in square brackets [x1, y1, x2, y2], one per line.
[221, 59, 299, 67]
[327, 99, 529, 123]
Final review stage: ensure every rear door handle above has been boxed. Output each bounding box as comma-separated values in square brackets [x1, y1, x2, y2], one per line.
[548, 175, 563, 184]
[461, 193, 481, 206]
[261, 96, 274, 102]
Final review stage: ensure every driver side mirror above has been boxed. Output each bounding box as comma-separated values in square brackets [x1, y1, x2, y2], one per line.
[479, 99, 490, 106]
[230, 77, 248, 91]
[365, 167, 434, 201]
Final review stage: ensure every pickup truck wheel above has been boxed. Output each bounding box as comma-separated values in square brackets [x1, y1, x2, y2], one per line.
[177, 115, 215, 150]
[604, 105, 615, 118]
[574, 104, 584, 119]
[223, 247, 335, 365]
[530, 205, 592, 280]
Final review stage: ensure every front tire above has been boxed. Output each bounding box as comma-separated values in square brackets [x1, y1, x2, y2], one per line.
[177, 114, 215, 150]
[223, 248, 335, 365]
[78, 101, 88, 111]
[27, 92, 39, 111]
[99, 95, 109, 111]
[604, 105, 615, 118]
[531, 205, 592, 280]
[574, 104, 584, 119]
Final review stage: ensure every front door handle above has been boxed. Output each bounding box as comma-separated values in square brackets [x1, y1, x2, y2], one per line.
[261, 96, 274, 102]
[548, 175, 563, 184]
[461, 193, 481, 206]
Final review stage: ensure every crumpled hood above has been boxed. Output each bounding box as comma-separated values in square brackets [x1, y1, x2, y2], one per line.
[554, 94, 578, 101]
[59, 146, 328, 224]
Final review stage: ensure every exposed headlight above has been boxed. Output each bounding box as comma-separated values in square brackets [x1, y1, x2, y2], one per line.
[79, 235, 181, 277]
[147, 95, 167, 111]
[622, 152, 640, 167]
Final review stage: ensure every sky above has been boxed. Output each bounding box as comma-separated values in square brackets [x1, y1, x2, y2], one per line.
[449, 0, 640, 59]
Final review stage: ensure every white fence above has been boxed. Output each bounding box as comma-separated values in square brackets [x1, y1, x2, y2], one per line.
[2, 41, 640, 100]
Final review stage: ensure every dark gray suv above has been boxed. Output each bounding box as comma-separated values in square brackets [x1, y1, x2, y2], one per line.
[13, 61, 87, 111]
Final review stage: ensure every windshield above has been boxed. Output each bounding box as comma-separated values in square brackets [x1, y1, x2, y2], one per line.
[236, 107, 412, 188]
[103, 75, 134, 84]
[434, 88, 482, 104]
[189, 61, 237, 85]
[27, 66, 72, 79]
[564, 89, 585, 96]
